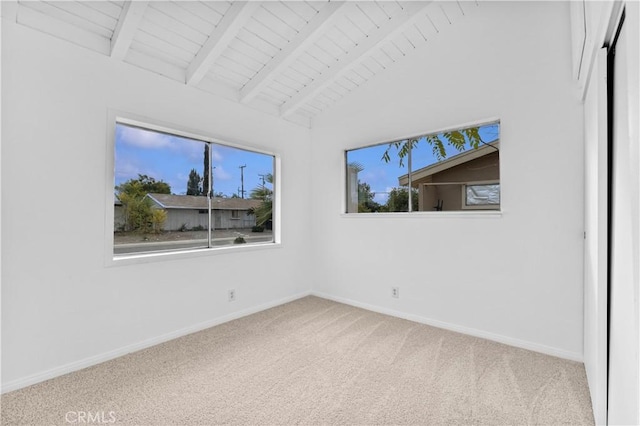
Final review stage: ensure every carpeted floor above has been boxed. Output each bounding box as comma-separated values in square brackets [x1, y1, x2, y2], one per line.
[2, 296, 594, 425]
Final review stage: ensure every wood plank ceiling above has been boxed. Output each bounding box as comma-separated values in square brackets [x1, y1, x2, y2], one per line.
[6, 1, 478, 127]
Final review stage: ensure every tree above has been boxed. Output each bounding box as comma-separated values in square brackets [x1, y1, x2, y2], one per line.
[151, 209, 167, 234]
[186, 168, 202, 196]
[248, 173, 273, 227]
[203, 145, 211, 197]
[386, 187, 419, 212]
[381, 126, 497, 167]
[115, 174, 171, 197]
[116, 174, 170, 232]
[358, 182, 382, 213]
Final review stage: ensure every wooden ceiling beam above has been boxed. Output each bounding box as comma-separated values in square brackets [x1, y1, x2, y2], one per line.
[280, 1, 432, 118]
[111, 1, 148, 61]
[239, 2, 348, 104]
[186, 1, 259, 86]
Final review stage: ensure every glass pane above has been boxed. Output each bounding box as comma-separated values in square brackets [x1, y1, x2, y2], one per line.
[114, 123, 209, 255]
[208, 143, 274, 245]
[114, 123, 275, 257]
[410, 122, 500, 212]
[346, 142, 409, 213]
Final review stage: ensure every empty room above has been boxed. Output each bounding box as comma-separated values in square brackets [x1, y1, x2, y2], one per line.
[1, 1, 638, 425]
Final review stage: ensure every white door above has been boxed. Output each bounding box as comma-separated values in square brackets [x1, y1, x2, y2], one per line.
[608, 5, 640, 425]
[583, 47, 608, 426]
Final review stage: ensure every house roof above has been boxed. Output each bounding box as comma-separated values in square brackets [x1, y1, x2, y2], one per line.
[398, 140, 500, 186]
[146, 193, 261, 211]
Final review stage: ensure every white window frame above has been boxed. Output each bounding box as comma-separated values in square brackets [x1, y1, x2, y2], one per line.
[104, 110, 281, 267]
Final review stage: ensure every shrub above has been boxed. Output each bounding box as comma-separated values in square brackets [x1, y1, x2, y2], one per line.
[178, 223, 188, 232]
[233, 237, 246, 244]
[191, 225, 205, 231]
[251, 225, 264, 233]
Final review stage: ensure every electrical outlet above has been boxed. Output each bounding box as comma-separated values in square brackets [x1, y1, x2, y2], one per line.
[228, 289, 236, 302]
[392, 287, 399, 298]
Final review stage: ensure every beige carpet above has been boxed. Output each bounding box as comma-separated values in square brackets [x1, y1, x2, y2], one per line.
[2, 296, 594, 425]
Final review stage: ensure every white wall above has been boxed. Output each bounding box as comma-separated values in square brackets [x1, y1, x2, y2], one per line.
[1, 21, 312, 390]
[310, 1, 585, 360]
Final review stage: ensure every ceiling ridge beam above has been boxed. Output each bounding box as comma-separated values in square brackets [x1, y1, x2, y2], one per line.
[186, 1, 259, 87]
[239, 1, 349, 104]
[111, 1, 148, 61]
[280, 1, 433, 118]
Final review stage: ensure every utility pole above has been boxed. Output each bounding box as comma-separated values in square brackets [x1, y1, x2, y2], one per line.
[239, 164, 247, 198]
[258, 174, 266, 186]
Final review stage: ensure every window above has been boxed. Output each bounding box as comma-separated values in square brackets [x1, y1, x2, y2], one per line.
[113, 120, 275, 257]
[463, 183, 500, 209]
[345, 121, 500, 213]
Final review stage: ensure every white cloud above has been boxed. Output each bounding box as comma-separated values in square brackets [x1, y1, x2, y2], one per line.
[115, 159, 142, 181]
[213, 166, 232, 181]
[210, 147, 223, 162]
[118, 126, 172, 149]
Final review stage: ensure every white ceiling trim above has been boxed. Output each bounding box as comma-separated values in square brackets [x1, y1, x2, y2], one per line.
[279, 1, 433, 118]
[111, 1, 148, 61]
[186, 1, 259, 86]
[239, 1, 349, 104]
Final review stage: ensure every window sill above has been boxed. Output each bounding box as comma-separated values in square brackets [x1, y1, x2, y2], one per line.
[107, 241, 281, 267]
[340, 210, 502, 219]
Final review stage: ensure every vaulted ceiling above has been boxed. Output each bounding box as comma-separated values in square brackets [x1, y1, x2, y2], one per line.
[3, 1, 479, 127]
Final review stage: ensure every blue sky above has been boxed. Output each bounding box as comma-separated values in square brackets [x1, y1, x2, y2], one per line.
[347, 123, 499, 204]
[115, 124, 273, 197]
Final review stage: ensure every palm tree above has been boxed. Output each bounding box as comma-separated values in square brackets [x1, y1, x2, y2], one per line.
[248, 173, 273, 227]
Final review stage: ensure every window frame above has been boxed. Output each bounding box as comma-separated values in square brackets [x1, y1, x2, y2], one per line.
[343, 118, 502, 216]
[104, 110, 281, 267]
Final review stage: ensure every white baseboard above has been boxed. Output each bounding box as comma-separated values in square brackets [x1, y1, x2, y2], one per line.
[311, 291, 584, 363]
[1, 291, 311, 394]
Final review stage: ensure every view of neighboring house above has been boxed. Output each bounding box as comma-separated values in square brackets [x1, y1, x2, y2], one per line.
[115, 194, 261, 231]
[147, 193, 260, 230]
[398, 141, 500, 211]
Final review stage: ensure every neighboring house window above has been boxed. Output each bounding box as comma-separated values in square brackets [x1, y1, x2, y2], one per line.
[345, 121, 500, 213]
[463, 183, 500, 209]
[113, 120, 275, 257]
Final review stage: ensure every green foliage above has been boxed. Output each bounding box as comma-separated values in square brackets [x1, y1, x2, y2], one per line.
[381, 126, 487, 167]
[179, 223, 188, 232]
[191, 225, 205, 231]
[116, 174, 170, 232]
[386, 187, 419, 212]
[233, 236, 246, 244]
[251, 225, 265, 233]
[151, 209, 167, 234]
[116, 174, 171, 197]
[187, 168, 202, 196]
[248, 173, 273, 227]
[357, 181, 383, 213]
